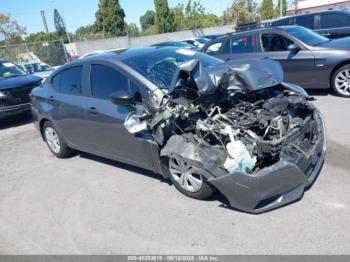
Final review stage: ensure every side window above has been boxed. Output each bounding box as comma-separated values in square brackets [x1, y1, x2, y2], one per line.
[274, 18, 295, 26]
[55, 66, 83, 95]
[296, 15, 315, 29]
[320, 13, 350, 29]
[230, 35, 255, 54]
[261, 34, 293, 52]
[90, 64, 128, 99]
[51, 74, 60, 90]
[205, 41, 224, 55]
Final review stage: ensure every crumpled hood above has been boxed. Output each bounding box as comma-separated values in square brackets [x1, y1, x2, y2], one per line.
[0, 74, 42, 91]
[167, 58, 284, 97]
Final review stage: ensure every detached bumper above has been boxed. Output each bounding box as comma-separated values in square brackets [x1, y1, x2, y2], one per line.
[0, 103, 31, 118]
[208, 110, 326, 214]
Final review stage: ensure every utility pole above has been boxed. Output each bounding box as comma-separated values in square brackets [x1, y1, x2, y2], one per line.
[280, 0, 283, 17]
[40, 11, 49, 33]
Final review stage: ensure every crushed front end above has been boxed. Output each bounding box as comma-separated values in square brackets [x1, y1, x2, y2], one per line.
[125, 59, 326, 213]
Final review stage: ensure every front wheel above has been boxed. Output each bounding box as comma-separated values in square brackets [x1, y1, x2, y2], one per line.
[167, 156, 216, 200]
[331, 65, 350, 97]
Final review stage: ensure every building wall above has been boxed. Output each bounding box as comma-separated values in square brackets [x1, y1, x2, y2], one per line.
[288, 0, 350, 15]
[66, 24, 235, 56]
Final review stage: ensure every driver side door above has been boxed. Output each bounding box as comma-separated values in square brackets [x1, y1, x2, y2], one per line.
[82, 62, 155, 168]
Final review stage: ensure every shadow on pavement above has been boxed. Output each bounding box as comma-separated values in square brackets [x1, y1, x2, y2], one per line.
[0, 112, 33, 130]
[78, 152, 172, 185]
[306, 89, 331, 97]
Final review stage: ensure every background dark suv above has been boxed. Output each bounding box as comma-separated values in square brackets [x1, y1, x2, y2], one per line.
[271, 10, 350, 39]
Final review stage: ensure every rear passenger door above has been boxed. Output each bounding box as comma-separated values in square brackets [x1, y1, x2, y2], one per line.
[47, 65, 88, 149]
[209, 33, 259, 62]
[82, 62, 154, 167]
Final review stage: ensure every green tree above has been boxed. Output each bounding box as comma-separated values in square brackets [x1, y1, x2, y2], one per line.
[274, 0, 287, 17]
[74, 24, 99, 40]
[170, 6, 185, 31]
[260, 0, 274, 20]
[126, 23, 140, 37]
[154, 0, 174, 33]
[25, 31, 61, 42]
[199, 13, 221, 28]
[94, 0, 126, 37]
[223, 0, 257, 25]
[185, 0, 205, 29]
[140, 10, 155, 32]
[53, 9, 66, 36]
[0, 13, 26, 45]
[181, 0, 220, 29]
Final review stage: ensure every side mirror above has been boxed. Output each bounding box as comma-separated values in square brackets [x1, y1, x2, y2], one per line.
[110, 91, 134, 106]
[287, 43, 301, 51]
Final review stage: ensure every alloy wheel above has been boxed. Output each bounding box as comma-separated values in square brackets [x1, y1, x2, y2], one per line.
[45, 127, 61, 154]
[169, 157, 204, 193]
[334, 69, 350, 96]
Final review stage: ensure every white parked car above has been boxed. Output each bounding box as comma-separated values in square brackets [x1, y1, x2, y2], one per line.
[182, 37, 210, 49]
[22, 62, 55, 81]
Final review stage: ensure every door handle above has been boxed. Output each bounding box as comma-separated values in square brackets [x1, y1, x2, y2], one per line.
[263, 56, 270, 59]
[48, 95, 55, 102]
[225, 58, 231, 62]
[88, 106, 98, 115]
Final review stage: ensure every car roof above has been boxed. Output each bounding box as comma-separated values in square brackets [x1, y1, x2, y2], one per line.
[71, 46, 183, 64]
[277, 9, 349, 19]
[153, 41, 182, 44]
[0, 60, 10, 64]
[222, 25, 298, 37]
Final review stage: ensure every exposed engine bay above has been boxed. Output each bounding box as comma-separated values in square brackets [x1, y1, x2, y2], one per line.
[124, 59, 320, 179]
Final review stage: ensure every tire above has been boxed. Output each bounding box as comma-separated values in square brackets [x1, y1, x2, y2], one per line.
[331, 64, 350, 97]
[43, 121, 75, 158]
[165, 156, 216, 200]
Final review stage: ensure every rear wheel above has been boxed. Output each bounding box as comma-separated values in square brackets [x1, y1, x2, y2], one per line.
[167, 156, 216, 200]
[331, 65, 350, 97]
[43, 121, 75, 158]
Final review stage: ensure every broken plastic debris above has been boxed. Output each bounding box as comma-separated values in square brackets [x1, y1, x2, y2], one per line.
[124, 113, 148, 134]
[224, 140, 255, 174]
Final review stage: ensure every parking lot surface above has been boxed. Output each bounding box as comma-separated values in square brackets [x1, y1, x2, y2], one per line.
[0, 91, 350, 255]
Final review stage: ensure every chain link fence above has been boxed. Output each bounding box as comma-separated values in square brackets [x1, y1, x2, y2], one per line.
[0, 39, 68, 66]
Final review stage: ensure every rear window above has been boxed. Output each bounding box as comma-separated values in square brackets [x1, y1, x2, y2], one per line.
[52, 66, 82, 95]
[295, 15, 315, 29]
[320, 13, 350, 29]
[273, 18, 295, 26]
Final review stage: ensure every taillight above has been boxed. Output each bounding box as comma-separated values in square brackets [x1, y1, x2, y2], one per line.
[28, 93, 33, 102]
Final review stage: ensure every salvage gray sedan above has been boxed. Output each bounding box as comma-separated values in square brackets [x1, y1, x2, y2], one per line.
[30, 47, 326, 213]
